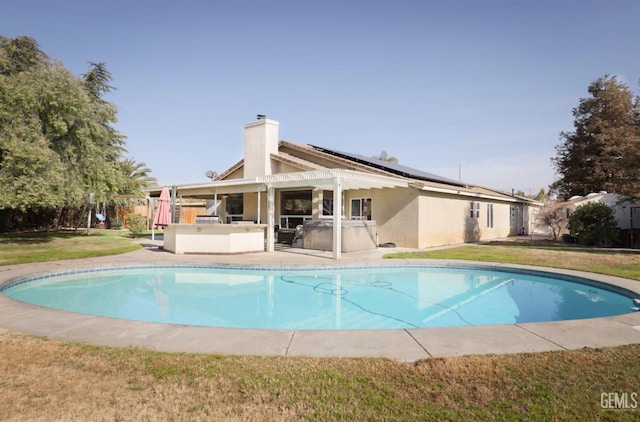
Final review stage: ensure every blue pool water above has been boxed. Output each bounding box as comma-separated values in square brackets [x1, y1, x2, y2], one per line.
[1, 265, 635, 330]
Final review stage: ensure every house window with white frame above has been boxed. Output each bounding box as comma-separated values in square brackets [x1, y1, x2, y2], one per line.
[487, 203, 494, 228]
[469, 201, 480, 219]
[351, 198, 372, 220]
[280, 190, 312, 228]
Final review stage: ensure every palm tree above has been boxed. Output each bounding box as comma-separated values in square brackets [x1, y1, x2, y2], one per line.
[118, 158, 157, 194]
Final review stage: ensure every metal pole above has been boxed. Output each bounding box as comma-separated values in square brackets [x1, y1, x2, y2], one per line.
[86, 203, 91, 235]
[151, 197, 156, 241]
[171, 186, 177, 224]
[86, 192, 94, 235]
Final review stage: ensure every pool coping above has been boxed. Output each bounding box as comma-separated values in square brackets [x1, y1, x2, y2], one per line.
[1, 243, 639, 362]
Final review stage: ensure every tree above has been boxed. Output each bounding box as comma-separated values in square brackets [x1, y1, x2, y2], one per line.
[538, 203, 565, 240]
[552, 75, 640, 200]
[567, 202, 619, 246]
[375, 150, 398, 163]
[533, 188, 549, 202]
[117, 158, 157, 195]
[82, 61, 114, 101]
[0, 35, 154, 231]
[0, 35, 44, 75]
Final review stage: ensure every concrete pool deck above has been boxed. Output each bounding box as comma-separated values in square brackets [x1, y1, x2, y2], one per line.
[1, 238, 639, 362]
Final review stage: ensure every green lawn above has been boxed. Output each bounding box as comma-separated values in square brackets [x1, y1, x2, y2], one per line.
[0, 230, 141, 266]
[384, 244, 640, 280]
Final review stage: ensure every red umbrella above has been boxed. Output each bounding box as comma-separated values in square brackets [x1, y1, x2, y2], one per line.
[152, 187, 172, 239]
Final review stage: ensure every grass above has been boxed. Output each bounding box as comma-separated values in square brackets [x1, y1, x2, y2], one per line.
[0, 234, 639, 420]
[0, 330, 637, 420]
[0, 230, 142, 266]
[384, 243, 640, 280]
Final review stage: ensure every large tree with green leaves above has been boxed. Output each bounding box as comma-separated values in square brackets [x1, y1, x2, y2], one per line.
[552, 75, 640, 199]
[0, 35, 154, 230]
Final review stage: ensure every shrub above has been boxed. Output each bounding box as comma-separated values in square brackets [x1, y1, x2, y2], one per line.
[109, 216, 123, 230]
[568, 202, 618, 246]
[126, 214, 147, 238]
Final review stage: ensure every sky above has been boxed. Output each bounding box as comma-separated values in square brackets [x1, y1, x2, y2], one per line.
[2, 0, 639, 194]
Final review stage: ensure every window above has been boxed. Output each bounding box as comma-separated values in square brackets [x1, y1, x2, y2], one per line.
[469, 201, 480, 218]
[280, 190, 312, 228]
[225, 194, 243, 223]
[281, 190, 312, 215]
[632, 207, 640, 229]
[487, 204, 494, 228]
[351, 198, 372, 220]
[322, 190, 333, 216]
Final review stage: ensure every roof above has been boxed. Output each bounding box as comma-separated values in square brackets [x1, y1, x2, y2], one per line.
[146, 169, 409, 198]
[146, 137, 539, 205]
[309, 145, 467, 187]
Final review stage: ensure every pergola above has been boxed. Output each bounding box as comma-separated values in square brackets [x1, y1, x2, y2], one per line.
[148, 169, 409, 259]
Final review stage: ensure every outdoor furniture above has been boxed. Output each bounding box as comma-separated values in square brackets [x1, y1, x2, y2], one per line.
[277, 228, 296, 244]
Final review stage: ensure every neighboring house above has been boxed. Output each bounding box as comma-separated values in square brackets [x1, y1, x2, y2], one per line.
[148, 116, 540, 256]
[561, 191, 640, 248]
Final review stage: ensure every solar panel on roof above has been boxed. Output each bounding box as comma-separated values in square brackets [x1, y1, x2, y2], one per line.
[309, 145, 466, 187]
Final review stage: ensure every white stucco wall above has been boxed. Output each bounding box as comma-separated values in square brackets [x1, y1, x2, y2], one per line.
[350, 188, 519, 248]
[243, 118, 279, 178]
[360, 188, 419, 247]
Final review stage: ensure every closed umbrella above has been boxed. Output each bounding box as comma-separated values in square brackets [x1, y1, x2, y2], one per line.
[152, 187, 172, 240]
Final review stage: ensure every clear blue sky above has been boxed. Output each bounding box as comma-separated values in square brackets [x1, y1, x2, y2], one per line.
[2, 0, 639, 194]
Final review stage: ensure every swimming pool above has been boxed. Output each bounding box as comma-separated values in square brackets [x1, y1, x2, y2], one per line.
[2, 265, 636, 330]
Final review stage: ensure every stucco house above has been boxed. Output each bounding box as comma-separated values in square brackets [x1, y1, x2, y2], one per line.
[148, 116, 539, 258]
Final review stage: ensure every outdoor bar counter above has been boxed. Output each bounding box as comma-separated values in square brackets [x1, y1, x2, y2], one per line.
[163, 223, 266, 254]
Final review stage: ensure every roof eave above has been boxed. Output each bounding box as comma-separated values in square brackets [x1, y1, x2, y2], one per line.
[408, 182, 541, 204]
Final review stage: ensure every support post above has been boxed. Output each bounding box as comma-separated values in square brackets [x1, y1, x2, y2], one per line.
[171, 186, 177, 224]
[257, 190, 261, 224]
[266, 185, 275, 252]
[332, 178, 342, 260]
